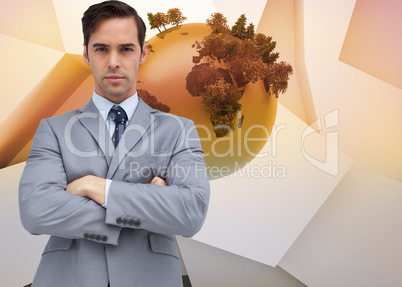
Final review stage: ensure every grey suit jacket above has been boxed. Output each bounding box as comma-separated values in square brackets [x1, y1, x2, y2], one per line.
[19, 98, 210, 287]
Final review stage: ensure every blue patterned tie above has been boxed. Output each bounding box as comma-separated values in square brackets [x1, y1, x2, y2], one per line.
[108, 106, 128, 147]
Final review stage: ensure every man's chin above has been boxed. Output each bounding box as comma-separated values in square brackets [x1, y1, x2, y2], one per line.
[103, 91, 131, 103]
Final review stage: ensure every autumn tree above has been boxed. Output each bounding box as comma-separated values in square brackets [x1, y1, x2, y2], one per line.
[187, 13, 292, 136]
[148, 9, 187, 33]
[225, 39, 267, 88]
[201, 79, 242, 137]
[152, 12, 169, 32]
[186, 63, 233, 97]
[263, 61, 293, 97]
[167, 8, 187, 26]
[138, 89, 171, 113]
[192, 33, 228, 63]
[206, 13, 230, 34]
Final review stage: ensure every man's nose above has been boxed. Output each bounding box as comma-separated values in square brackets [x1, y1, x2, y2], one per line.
[108, 52, 120, 69]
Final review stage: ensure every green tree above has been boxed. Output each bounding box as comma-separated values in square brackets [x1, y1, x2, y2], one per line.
[255, 34, 279, 64]
[147, 12, 160, 32]
[167, 8, 187, 26]
[231, 14, 247, 39]
[245, 23, 255, 39]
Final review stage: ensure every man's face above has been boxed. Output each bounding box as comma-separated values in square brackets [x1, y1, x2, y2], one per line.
[83, 17, 148, 104]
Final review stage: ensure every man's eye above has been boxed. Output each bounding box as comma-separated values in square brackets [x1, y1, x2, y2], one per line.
[95, 48, 107, 52]
[122, 48, 133, 52]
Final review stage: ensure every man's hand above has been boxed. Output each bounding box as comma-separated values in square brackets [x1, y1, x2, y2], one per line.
[150, 176, 166, 186]
[66, 175, 106, 205]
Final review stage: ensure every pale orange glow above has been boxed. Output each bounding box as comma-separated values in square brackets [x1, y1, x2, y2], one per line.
[0, 54, 92, 168]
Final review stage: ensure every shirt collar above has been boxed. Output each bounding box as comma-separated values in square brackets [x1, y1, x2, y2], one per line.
[92, 91, 139, 122]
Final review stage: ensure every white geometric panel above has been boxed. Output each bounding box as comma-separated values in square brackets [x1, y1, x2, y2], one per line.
[257, 0, 312, 124]
[177, 236, 306, 287]
[0, 163, 49, 286]
[302, 0, 402, 181]
[193, 103, 354, 266]
[279, 165, 402, 287]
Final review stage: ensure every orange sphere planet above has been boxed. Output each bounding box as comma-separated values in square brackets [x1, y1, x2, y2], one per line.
[137, 23, 277, 179]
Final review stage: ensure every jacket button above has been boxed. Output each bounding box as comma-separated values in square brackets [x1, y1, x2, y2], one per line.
[133, 219, 141, 227]
[116, 217, 122, 224]
[83, 233, 89, 239]
[128, 219, 135, 226]
[95, 234, 101, 241]
[89, 233, 95, 240]
[101, 235, 108, 242]
[122, 218, 128, 225]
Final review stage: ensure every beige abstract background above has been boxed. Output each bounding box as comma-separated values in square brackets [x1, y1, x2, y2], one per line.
[1, 0, 401, 286]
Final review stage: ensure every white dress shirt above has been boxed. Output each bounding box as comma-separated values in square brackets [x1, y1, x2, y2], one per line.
[92, 91, 139, 208]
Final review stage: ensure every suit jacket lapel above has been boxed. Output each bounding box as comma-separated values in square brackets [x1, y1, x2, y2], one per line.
[77, 99, 114, 167]
[107, 99, 156, 179]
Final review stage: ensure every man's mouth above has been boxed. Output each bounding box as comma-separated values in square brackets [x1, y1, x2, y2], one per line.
[105, 75, 124, 83]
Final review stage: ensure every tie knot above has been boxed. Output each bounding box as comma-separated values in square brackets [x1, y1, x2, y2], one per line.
[108, 106, 128, 124]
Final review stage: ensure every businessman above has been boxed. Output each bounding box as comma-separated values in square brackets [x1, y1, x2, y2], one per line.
[19, 1, 210, 286]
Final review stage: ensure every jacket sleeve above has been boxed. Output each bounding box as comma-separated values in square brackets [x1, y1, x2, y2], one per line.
[19, 119, 122, 245]
[105, 119, 210, 237]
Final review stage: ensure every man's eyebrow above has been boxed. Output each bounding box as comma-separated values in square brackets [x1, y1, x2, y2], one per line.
[91, 43, 136, 48]
[120, 43, 136, 47]
[92, 43, 109, 47]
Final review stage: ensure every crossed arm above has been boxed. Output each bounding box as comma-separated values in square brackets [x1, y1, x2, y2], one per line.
[19, 117, 209, 245]
[65, 175, 166, 206]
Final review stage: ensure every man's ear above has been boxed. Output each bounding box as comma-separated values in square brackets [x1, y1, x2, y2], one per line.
[139, 43, 149, 65]
[83, 44, 90, 66]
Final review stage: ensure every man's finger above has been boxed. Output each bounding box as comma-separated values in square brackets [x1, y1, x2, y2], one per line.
[150, 176, 167, 186]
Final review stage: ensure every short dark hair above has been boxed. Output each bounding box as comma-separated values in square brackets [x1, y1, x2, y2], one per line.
[82, 0, 146, 51]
